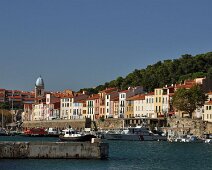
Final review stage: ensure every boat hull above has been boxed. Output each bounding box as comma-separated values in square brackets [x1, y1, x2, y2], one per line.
[104, 133, 167, 141]
[59, 134, 96, 142]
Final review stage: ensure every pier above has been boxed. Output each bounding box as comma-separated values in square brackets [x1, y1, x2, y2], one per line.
[0, 141, 109, 159]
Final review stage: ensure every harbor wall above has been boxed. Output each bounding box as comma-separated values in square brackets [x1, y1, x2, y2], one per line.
[164, 118, 212, 137]
[22, 119, 124, 130]
[0, 141, 109, 159]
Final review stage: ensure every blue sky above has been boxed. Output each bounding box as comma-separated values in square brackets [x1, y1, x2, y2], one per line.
[0, 0, 211, 91]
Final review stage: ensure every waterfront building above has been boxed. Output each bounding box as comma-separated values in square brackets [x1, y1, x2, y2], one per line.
[133, 94, 146, 118]
[111, 96, 119, 118]
[154, 88, 163, 117]
[98, 88, 117, 119]
[22, 103, 33, 121]
[160, 86, 175, 118]
[126, 94, 146, 119]
[71, 94, 88, 119]
[118, 86, 144, 118]
[126, 96, 134, 118]
[79, 99, 87, 119]
[86, 94, 100, 121]
[45, 93, 60, 120]
[145, 92, 155, 118]
[60, 97, 72, 119]
[32, 93, 60, 121]
[60, 97, 71, 119]
[105, 91, 119, 118]
[202, 92, 212, 122]
[32, 102, 45, 120]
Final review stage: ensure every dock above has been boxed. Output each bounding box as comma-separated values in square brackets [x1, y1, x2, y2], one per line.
[0, 141, 109, 159]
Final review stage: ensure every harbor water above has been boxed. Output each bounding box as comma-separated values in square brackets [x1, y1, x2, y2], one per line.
[0, 136, 212, 170]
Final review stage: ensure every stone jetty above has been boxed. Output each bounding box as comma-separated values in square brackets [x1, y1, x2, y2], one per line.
[0, 141, 109, 159]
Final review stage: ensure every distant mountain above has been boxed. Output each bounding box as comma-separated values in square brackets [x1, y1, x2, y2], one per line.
[80, 52, 212, 93]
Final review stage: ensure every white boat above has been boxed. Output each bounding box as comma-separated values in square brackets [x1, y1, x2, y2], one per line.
[171, 135, 203, 143]
[59, 128, 96, 142]
[104, 126, 167, 141]
[205, 139, 212, 144]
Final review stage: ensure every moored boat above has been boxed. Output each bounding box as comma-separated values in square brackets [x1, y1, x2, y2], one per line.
[59, 128, 96, 142]
[22, 127, 48, 137]
[205, 139, 212, 144]
[104, 126, 167, 141]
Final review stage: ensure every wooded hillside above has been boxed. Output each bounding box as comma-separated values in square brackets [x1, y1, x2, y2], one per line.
[80, 52, 212, 93]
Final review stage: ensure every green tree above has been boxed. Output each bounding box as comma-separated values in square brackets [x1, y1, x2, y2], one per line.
[172, 85, 207, 118]
[0, 102, 12, 126]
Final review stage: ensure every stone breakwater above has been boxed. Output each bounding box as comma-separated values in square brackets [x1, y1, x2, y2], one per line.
[0, 141, 109, 159]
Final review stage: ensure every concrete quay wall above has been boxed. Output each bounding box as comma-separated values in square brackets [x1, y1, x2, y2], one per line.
[22, 119, 124, 130]
[22, 120, 85, 130]
[0, 142, 109, 159]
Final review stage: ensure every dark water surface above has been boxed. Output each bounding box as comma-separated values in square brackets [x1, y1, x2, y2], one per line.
[0, 136, 212, 170]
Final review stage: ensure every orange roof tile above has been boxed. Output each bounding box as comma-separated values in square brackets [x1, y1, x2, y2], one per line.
[127, 94, 145, 101]
[119, 90, 129, 93]
[88, 94, 100, 100]
[206, 101, 212, 105]
[146, 92, 154, 96]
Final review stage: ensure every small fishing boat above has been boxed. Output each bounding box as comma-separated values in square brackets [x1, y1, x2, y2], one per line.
[23, 127, 48, 137]
[59, 128, 96, 142]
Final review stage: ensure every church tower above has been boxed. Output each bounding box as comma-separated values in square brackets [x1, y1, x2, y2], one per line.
[35, 76, 45, 103]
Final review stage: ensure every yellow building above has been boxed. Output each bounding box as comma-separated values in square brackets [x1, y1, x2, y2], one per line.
[154, 88, 163, 117]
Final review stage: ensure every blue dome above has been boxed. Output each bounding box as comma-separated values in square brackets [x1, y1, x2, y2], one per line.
[35, 76, 44, 87]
